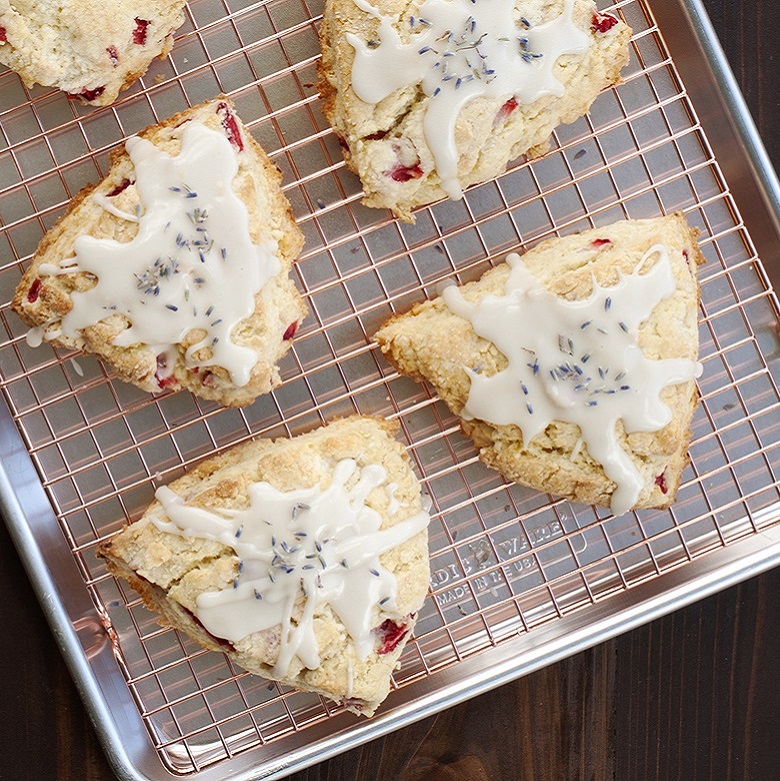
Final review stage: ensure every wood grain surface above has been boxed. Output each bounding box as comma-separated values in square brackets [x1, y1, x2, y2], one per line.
[1, 2, 779, 779]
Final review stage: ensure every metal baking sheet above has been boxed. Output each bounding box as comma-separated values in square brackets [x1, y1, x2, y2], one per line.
[1, 1, 779, 779]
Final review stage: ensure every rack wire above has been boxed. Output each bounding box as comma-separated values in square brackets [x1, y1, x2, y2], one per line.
[0, 0, 779, 775]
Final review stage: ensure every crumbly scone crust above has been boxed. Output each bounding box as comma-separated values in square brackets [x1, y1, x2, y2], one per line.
[319, 0, 632, 221]
[98, 416, 430, 717]
[0, 0, 187, 105]
[374, 213, 703, 510]
[11, 97, 306, 408]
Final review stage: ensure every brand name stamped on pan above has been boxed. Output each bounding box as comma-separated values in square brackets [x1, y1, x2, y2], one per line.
[431, 520, 563, 606]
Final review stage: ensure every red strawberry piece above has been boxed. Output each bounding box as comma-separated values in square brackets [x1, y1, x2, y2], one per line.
[591, 238, 612, 248]
[27, 278, 42, 303]
[69, 85, 106, 102]
[282, 321, 298, 341]
[0, 26, 7, 43]
[201, 370, 215, 387]
[133, 18, 150, 45]
[108, 179, 131, 197]
[384, 139, 424, 181]
[654, 471, 668, 494]
[106, 46, 119, 66]
[376, 619, 409, 655]
[495, 96, 518, 124]
[155, 353, 177, 389]
[216, 102, 244, 152]
[591, 12, 619, 33]
[385, 162, 423, 182]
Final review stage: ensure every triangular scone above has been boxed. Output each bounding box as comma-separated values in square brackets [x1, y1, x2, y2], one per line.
[375, 214, 703, 514]
[0, 1, 187, 105]
[319, 0, 632, 221]
[12, 98, 306, 408]
[98, 416, 431, 718]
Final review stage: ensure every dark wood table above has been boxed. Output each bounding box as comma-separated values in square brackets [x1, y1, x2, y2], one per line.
[1, 2, 778, 778]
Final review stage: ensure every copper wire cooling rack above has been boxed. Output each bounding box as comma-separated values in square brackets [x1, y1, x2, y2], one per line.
[1, 0, 780, 778]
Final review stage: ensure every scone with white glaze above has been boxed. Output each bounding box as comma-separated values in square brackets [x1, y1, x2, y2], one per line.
[0, 0, 187, 105]
[375, 214, 703, 514]
[98, 416, 431, 717]
[12, 98, 306, 407]
[319, 0, 632, 221]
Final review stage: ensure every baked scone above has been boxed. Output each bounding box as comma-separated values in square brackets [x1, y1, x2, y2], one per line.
[375, 214, 703, 514]
[0, 0, 186, 105]
[12, 98, 306, 408]
[319, 0, 632, 221]
[98, 416, 431, 717]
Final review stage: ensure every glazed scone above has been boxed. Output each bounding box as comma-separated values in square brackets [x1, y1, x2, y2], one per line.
[98, 416, 431, 717]
[0, 0, 186, 105]
[319, 0, 632, 221]
[375, 214, 703, 514]
[12, 98, 306, 408]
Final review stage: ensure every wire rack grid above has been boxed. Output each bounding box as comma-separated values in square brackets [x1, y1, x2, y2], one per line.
[0, 0, 779, 776]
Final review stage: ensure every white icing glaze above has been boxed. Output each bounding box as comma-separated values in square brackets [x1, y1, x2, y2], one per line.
[348, 0, 589, 198]
[91, 192, 140, 223]
[69, 357, 84, 377]
[32, 121, 281, 388]
[385, 481, 402, 515]
[153, 459, 430, 676]
[26, 326, 44, 348]
[442, 245, 702, 515]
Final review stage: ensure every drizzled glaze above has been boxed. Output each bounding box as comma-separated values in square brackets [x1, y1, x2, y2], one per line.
[153, 459, 430, 676]
[442, 245, 702, 515]
[30, 121, 281, 387]
[348, 0, 589, 198]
